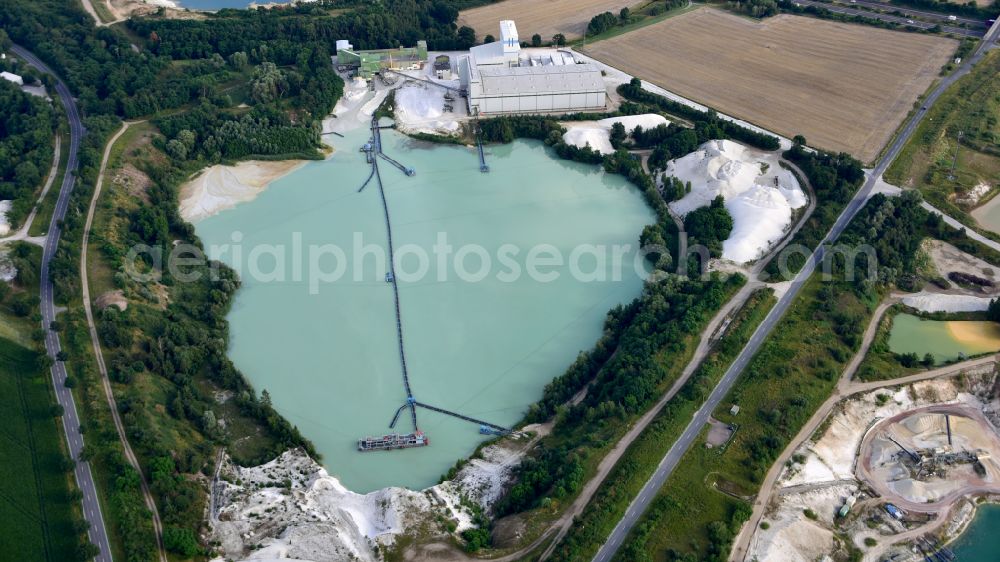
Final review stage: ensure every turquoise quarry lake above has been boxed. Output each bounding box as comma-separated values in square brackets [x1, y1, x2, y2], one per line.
[950, 503, 1000, 561]
[193, 129, 655, 492]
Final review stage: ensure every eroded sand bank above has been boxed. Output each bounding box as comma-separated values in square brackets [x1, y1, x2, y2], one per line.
[178, 160, 307, 223]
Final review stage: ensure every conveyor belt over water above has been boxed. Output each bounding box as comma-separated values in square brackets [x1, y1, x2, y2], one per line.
[415, 401, 509, 434]
[477, 132, 489, 173]
[369, 115, 417, 431]
[360, 115, 511, 440]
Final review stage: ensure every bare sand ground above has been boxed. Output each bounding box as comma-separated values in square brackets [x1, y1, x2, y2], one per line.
[458, 0, 636, 41]
[947, 321, 1000, 348]
[925, 239, 1000, 283]
[179, 160, 307, 223]
[972, 190, 1000, 233]
[583, 9, 957, 162]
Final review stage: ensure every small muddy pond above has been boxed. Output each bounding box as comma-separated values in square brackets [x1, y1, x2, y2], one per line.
[887, 314, 1000, 365]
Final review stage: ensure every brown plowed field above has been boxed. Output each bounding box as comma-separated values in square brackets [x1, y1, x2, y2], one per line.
[584, 8, 957, 162]
[458, 0, 636, 42]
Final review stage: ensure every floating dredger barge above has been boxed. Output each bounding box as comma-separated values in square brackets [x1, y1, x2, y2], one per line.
[358, 431, 429, 451]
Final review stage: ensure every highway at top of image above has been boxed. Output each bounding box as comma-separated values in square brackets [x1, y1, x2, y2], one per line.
[828, 0, 988, 27]
[11, 44, 113, 562]
[793, 0, 986, 37]
[591, 18, 1000, 562]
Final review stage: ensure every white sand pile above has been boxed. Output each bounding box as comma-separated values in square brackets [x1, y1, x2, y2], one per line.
[957, 181, 991, 206]
[561, 114, 669, 155]
[322, 77, 385, 136]
[213, 437, 524, 561]
[178, 160, 306, 223]
[562, 126, 614, 155]
[667, 140, 805, 264]
[749, 485, 846, 562]
[394, 82, 460, 136]
[213, 449, 425, 562]
[902, 292, 994, 313]
[0, 200, 11, 237]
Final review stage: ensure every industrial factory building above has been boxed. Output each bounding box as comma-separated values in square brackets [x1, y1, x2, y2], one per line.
[335, 40, 428, 80]
[458, 20, 606, 115]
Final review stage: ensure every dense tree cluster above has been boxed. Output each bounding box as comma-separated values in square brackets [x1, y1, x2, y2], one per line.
[619, 78, 780, 155]
[684, 195, 734, 258]
[129, 0, 479, 60]
[765, 143, 865, 276]
[728, 0, 779, 18]
[837, 191, 929, 292]
[0, 80, 56, 227]
[587, 11, 619, 35]
[494, 446, 584, 515]
[586, 0, 687, 35]
[158, 103, 324, 162]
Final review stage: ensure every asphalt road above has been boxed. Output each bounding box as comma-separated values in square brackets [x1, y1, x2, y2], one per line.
[827, 0, 988, 27]
[591, 20, 1000, 562]
[11, 44, 113, 562]
[793, 0, 984, 37]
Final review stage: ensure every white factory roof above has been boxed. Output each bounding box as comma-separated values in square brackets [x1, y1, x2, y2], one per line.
[476, 63, 605, 96]
[1, 71, 23, 86]
[470, 41, 511, 66]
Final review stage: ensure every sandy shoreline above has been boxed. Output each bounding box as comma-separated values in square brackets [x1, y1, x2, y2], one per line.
[946, 320, 1000, 348]
[178, 160, 308, 223]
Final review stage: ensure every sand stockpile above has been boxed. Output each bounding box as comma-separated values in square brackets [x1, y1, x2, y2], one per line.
[562, 114, 670, 155]
[667, 139, 806, 263]
[178, 160, 306, 223]
[323, 77, 387, 136]
[902, 292, 994, 313]
[393, 82, 461, 136]
[946, 321, 1000, 350]
[213, 437, 525, 562]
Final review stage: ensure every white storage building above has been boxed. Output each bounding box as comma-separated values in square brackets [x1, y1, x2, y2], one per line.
[458, 20, 606, 116]
[1, 71, 23, 86]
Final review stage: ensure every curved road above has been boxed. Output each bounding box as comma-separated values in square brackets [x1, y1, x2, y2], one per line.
[11, 44, 113, 562]
[591, 21, 1000, 562]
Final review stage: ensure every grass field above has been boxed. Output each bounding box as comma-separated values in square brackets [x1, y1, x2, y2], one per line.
[583, 8, 957, 163]
[885, 50, 1000, 232]
[0, 337, 79, 560]
[458, 0, 637, 41]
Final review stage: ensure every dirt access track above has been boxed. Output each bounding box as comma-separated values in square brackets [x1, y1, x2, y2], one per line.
[583, 8, 957, 162]
[458, 0, 635, 42]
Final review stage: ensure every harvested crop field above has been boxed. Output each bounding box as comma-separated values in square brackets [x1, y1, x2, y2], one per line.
[583, 8, 957, 162]
[458, 0, 636, 41]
